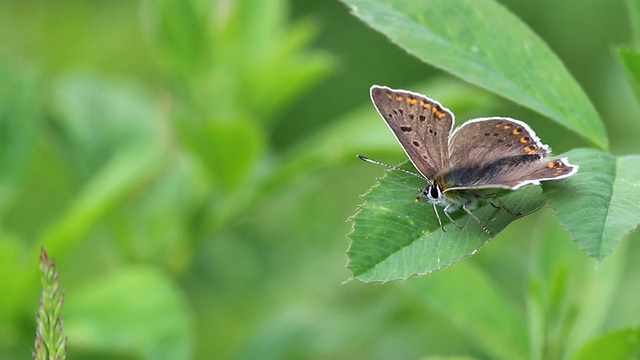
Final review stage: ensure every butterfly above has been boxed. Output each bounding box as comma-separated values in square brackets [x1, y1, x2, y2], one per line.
[358, 85, 578, 234]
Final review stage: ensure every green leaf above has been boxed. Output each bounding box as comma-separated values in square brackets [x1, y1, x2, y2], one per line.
[569, 327, 640, 360]
[178, 119, 265, 192]
[616, 47, 640, 104]
[405, 264, 528, 360]
[0, 62, 40, 212]
[544, 148, 640, 260]
[64, 267, 192, 360]
[40, 145, 166, 256]
[347, 163, 545, 282]
[342, 0, 607, 149]
[628, 0, 640, 48]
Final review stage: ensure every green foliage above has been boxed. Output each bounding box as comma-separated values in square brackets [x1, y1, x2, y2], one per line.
[545, 149, 640, 260]
[2, 0, 640, 359]
[345, 0, 640, 275]
[344, 0, 640, 358]
[570, 327, 640, 360]
[342, 0, 607, 149]
[347, 162, 545, 282]
[64, 267, 190, 359]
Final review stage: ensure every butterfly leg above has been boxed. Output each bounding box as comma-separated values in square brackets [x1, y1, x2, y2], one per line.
[442, 203, 463, 229]
[431, 203, 446, 232]
[462, 203, 493, 235]
[480, 193, 523, 216]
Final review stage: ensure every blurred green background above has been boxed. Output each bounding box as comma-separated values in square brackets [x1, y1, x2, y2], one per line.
[1, 0, 639, 359]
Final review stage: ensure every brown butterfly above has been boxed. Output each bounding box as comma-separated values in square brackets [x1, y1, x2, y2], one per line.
[359, 85, 578, 234]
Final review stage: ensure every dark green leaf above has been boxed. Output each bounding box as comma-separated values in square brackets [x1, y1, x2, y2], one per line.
[342, 0, 607, 148]
[347, 163, 545, 282]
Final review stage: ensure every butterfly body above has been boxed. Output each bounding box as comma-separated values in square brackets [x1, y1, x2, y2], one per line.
[366, 85, 578, 234]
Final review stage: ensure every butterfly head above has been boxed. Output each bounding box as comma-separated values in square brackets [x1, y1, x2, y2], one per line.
[418, 181, 444, 205]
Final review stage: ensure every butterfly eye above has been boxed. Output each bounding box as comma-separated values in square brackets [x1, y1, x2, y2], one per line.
[429, 184, 440, 199]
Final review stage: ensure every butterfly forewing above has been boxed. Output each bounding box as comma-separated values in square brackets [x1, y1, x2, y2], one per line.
[370, 86, 453, 179]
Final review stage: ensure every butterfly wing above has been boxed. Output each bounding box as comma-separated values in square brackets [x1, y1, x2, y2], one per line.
[440, 156, 578, 191]
[448, 117, 549, 166]
[442, 117, 577, 190]
[370, 85, 453, 179]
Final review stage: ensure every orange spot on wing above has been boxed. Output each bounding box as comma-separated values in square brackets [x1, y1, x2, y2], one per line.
[503, 125, 511, 130]
[524, 146, 537, 153]
[420, 100, 431, 108]
[519, 137, 529, 143]
[434, 109, 446, 118]
[512, 128, 521, 134]
[396, 95, 404, 101]
[407, 98, 418, 105]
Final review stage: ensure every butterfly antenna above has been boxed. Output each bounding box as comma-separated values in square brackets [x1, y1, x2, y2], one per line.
[356, 154, 425, 179]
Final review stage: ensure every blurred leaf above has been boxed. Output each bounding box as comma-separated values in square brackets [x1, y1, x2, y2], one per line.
[248, 18, 334, 123]
[116, 158, 207, 269]
[40, 145, 166, 256]
[619, 0, 640, 104]
[406, 264, 528, 360]
[564, 241, 627, 354]
[179, 119, 265, 192]
[347, 163, 545, 282]
[0, 62, 40, 212]
[615, 47, 640, 105]
[51, 72, 158, 175]
[145, 0, 211, 76]
[146, 0, 332, 125]
[544, 148, 640, 260]
[342, 0, 607, 148]
[569, 327, 640, 360]
[0, 236, 30, 321]
[64, 267, 191, 360]
[628, 0, 640, 48]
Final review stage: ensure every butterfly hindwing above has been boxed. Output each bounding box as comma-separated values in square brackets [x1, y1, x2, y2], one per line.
[448, 117, 549, 168]
[440, 156, 578, 191]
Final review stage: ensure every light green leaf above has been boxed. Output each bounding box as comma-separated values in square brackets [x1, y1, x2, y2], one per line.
[544, 148, 640, 260]
[342, 0, 607, 148]
[347, 163, 545, 282]
[570, 327, 640, 360]
[64, 267, 192, 360]
[616, 47, 640, 104]
[179, 119, 265, 192]
[40, 145, 166, 255]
